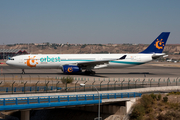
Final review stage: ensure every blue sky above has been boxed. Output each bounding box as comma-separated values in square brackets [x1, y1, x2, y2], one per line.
[0, 0, 180, 44]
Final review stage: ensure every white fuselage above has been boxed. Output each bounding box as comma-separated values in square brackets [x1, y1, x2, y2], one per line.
[5, 32, 170, 73]
[6, 53, 153, 70]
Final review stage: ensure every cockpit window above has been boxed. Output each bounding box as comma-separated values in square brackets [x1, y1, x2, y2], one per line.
[8, 58, 14, 60]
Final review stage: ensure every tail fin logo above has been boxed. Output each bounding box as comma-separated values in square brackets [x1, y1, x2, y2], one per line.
[24, 56, 38, 67]
[154, 39, 164, 49]
[67, 67, 73, 72]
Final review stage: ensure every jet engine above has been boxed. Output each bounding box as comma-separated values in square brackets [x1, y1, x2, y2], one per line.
[62, 65, 81, 74]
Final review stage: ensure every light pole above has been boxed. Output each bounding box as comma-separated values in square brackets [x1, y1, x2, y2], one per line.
[80, 84, 101, 120]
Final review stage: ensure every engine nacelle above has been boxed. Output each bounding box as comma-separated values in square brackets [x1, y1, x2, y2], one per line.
[62, 65, 81, 74]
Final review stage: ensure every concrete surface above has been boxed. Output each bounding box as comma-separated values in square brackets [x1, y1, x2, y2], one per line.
[0, 63, 180, 79]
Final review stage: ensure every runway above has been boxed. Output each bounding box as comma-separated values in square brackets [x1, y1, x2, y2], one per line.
[1, 63, 180, 78]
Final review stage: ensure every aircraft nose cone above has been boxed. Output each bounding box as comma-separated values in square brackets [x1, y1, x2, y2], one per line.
[6, 60, 10, 65]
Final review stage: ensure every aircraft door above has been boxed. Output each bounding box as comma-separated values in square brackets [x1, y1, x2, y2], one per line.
[96, 56, 102, 60]
[136, 56, 141, 61]
[19, 58, 23, 63]
[133, 56, 141, 61]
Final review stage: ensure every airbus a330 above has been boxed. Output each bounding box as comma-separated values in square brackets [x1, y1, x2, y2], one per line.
[6, 32, 170, 75]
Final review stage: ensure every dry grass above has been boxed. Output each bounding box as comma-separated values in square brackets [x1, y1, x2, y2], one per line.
[130, 93, 180, 120]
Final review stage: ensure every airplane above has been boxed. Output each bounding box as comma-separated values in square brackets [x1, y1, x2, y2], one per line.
[6, 32, 170, 75]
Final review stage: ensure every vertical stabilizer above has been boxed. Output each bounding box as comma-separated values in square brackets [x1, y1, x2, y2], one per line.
[140, 32, 170, 53]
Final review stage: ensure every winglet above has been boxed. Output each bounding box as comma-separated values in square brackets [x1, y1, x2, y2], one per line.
[119, 55, 126, 60]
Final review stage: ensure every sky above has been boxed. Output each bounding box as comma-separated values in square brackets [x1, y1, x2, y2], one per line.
[0, 0, 180, 44]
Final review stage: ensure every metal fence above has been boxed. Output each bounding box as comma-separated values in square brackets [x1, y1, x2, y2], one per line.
[0, 75, 179, 94]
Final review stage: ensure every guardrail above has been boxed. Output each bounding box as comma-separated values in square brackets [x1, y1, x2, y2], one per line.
[0, 92, 141, 111]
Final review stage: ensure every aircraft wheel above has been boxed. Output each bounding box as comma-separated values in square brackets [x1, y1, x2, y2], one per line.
[84, 71, 90, 75]
[22, 69, 25, 74]
[91, 71, 95, 75]
[85, 70, 95, 75]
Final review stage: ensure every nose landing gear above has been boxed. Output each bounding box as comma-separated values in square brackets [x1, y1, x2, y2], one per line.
[22, 69, 25, 74]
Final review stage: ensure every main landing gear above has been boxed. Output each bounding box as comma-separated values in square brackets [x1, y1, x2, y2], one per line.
[84, 70, 96, 75]
[22, 69, 25, 74]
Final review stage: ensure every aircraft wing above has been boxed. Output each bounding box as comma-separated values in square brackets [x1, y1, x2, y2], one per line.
[77, 55, 126, 67]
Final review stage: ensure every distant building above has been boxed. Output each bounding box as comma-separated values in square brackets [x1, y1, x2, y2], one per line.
[112, 44, 118, 47]
[174, 52, 180, 55]
[0, 49, 28, 59]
